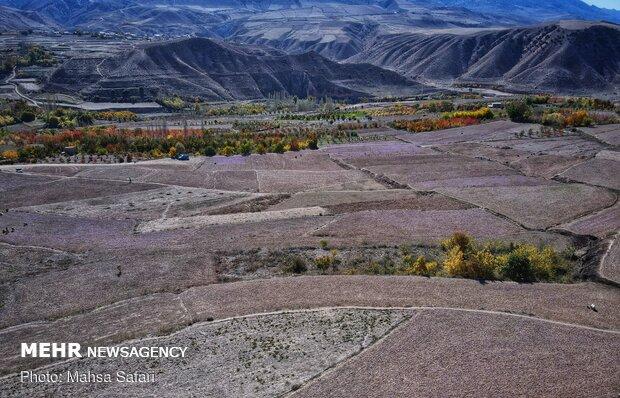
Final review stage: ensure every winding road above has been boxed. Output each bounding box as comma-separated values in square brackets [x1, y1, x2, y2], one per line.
[5, 67, 40, 107]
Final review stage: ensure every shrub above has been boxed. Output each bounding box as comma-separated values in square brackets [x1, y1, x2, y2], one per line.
[314, 249, 340, 273]
[0, 115, 15, 126]
[1, 149, 19, 160]
[511, 244, 567, 281]
[285, 256, 307, 274]
[500, 249, 535, 282]
[441, 232, 473, 253]
[443, 246, 466, 277]
[314, 256, 333, 273]
[442, 107, 494, 120]
[174, 142, 186, 154]
[564, 110, 593, 127]
[442, 246, 496, 280]
[506, 101, 533, 122]
[168, 146, 177, 158]
[391, 116, 481, 133]
[401, 255, 439, 277]
[204, 146, 216, 157]
[47, 116, 60, 128]
[440, 232, 569, 282]
[541, 112, 565, 127]
[20, 111, 36, 123]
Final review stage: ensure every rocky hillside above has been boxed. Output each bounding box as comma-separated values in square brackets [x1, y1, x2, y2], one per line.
[347, 21, 620, 94]
[0, 5, 57, 32]
[46, 37, 431, 101]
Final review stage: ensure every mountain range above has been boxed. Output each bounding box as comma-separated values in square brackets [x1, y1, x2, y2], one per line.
[3, 1, 619, 98]
[45, 37, 431, 101]
[1, 0, 619, 36]
[347, 20, 620, 94]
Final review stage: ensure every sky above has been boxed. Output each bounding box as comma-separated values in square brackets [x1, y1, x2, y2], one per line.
[582, 0, 620, 9]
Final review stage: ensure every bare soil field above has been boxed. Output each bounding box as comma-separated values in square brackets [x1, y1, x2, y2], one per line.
[557, 151, 620, 190]
[436, 184, 616, 229]
[268, 190, 424, 210]
[0, 309, 411, 398]
[580, 124, 620, 146]
[3, 164, 87, 177]
[310, 208, 571, 249]
[256, 170, 384, 193]
[77, 166, 262, 191]
[321, 141, 438, 164]
[1, 120, 618, 396]
[0, 171, 60, 192]
[555, 202, 620, 238]
[483, 135, 604, 158]
[439, 141, 591, 178]
[1, 276, 617, 376]
[137, 206, 330, 233]
[512, 154, 588, 178]
[0, 177, 159, 209]
[362, 155, 522, 189]
[0, 242, 82, 284]
[291, 309, 620, 398]
[198, 151, 344, 171]
[16, 187, 254, 220]
[396, 121, 538, 145]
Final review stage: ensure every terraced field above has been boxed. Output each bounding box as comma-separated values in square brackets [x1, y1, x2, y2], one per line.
[0, 121, 618, 397]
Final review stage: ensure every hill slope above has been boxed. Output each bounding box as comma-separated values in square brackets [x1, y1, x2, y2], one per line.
[0, 5, 58, 32]
[46, 37, 431, 101]
[347, 21, 620, 94]
[418, 0, 620, 24]
[1, 0, 618, 35]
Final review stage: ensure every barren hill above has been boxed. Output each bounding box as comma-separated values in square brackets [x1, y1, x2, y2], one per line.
[347, 21, 620, 94]
[0, 5, 57, 32]
[46, 37, 430, 101]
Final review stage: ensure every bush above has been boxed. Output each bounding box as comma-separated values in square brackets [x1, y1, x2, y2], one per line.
[441, 232, 473, 253]
[500, 250, 535, 282]
[541, 112, 565, 127]
[401, 255, 439, 277]
[506, 101, 533, 122]
[174, 142, 186, 154]
[204, 146, 216, 157]
[1, 149, 19, 160]
[0, 115, 15, 126]
[443, 246, 496, 280]
[285, 256, 307, 274]
[440, 232, 569, 282]
[47, 116, 60, 128]
[314, 249, 340, 273]
[564, 110, 593, 127]
[442, 107, 494, 120]
[20, 111, 36, 123]
[314, 256, 333, 273]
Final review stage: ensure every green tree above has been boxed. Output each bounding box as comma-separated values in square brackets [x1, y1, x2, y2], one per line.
[506, 100, 533, 123]
[20, 111, 35, 123]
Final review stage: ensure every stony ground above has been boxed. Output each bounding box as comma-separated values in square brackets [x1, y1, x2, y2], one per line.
[1, 309, 412, 397]
[0, 121, 618, 397]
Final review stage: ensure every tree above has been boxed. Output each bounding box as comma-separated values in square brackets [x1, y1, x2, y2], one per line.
[47, 115, 60, 128]
[174, 142, 186, 154]
[204, 146, 216, 157]
[506, 100, 532, 123]
[20, 111, 36, 123]
[500, 250, 535, 282]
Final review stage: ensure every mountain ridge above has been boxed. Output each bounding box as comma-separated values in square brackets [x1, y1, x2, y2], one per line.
[45, 37, 432, 101]
[346, 20, 620, 95]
